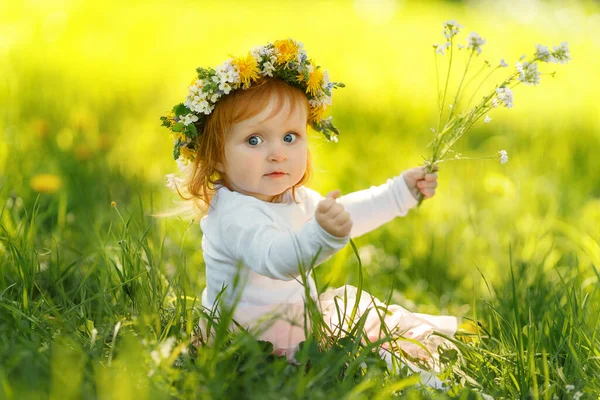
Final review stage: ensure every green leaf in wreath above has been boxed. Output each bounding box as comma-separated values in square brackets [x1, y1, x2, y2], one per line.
[172, 122, 185, 132]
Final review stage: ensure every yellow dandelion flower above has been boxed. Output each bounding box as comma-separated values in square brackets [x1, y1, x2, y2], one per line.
[310, 105, 327, 122]
[232, 52, 260, 87]
[171, 131, 187, 143]
[306, 62, 324, 96]
[165, 111, 176, 127]
[458, 320, 482, 344]
[180, 145, 196, 161]
[273, 39, 299, 65]
[30, 174, 62, 194]
[111, 201, 117, 207]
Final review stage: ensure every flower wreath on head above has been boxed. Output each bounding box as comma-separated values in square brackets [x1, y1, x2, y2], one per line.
[160, 38, 345, 166]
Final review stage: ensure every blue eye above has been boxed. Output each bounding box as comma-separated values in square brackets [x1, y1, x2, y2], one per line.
[247, 136, 263, 146]
[283, 132, 298, 143]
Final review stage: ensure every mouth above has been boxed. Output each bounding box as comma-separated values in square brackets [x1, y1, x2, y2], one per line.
[265, 172, 286, 178]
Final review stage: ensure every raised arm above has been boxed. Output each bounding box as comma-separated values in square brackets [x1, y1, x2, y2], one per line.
[337, 173, 418, 238]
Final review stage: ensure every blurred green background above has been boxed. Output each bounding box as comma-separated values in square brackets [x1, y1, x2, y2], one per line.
[3, 0, 598, 292]
[1, 0, 600, 397]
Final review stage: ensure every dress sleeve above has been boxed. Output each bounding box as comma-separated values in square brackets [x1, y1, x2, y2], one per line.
[220, 207, 349, 281]
[337, 173, 419, 238]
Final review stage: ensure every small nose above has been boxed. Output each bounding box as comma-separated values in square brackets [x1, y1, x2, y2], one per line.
[268, 143, 287, 162]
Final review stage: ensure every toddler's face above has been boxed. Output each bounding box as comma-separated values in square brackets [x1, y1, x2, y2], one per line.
[219, 94, 308, 202]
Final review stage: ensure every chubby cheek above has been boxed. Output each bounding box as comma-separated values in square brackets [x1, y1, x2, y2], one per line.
[226, 146, 264, 181]
[290, 148, 308, 182]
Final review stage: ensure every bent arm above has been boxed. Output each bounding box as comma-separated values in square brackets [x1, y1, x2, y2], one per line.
[222, 215, 348, 281]
[337, 173, 418, 238]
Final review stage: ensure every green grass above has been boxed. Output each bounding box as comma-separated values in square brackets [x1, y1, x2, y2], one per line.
[2, 0, 600, 398]
[1, 189, 598, 398]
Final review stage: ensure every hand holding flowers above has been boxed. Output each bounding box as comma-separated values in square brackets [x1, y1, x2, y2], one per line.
[418, 20, 571, 206]
[403, 166, 439, 202]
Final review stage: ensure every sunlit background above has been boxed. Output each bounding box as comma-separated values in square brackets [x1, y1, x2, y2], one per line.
[1, 0, 600, 397]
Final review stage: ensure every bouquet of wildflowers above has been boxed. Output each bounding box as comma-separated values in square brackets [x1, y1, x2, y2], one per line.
[418, 20, 571, 206]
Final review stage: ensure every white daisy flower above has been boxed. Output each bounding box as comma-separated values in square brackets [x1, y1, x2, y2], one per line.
[165, 174, 181, 190]
[261, 61, 275, 77]
[251, 45, 266, 59]
[321, 70, 331, 90]
[181, 113, 198, 126]
[467, 32, 486, 54]
[484, 115, 492, 124]
[517, 61, 541, 86]
[534, 44, 553, 62]
[573, 391, 583, 400]
[498, 150, 508, 164]
[551, 42, 571, 64]
[495, 87, 514, 108]
[193, 99, 212, 114]
[295, 45, 308, 65]
[442, 20, 462, 39]
[219, 82, 232, 94]
[434, 42, 451, 55]
[565, 385, 575, 393]
[516, 61, 523, 73]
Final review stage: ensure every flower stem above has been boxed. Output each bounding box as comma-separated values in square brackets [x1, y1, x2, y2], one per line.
[465, 66, 499, 111]
[436, 39, 454, 137]
[448, 50, 474, 122]
[434, 50, 441, 114]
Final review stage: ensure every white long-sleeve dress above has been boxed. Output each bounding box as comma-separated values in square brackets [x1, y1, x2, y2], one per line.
[199, 173, 458, 375]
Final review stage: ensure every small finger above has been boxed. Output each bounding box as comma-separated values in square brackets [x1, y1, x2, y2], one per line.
[421, 181, 438, 189]
[421, 188, 436, 198]
[334, 210, 350, 224]
[316, 199, 335, 213]
[341, 219, 353, 234]
[424, 172, 438, 182]
[417, 180, 430, 188]
[406, 167, 425, 181]
[329, 204, 346, 219]
[326, 190, 340, 200]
